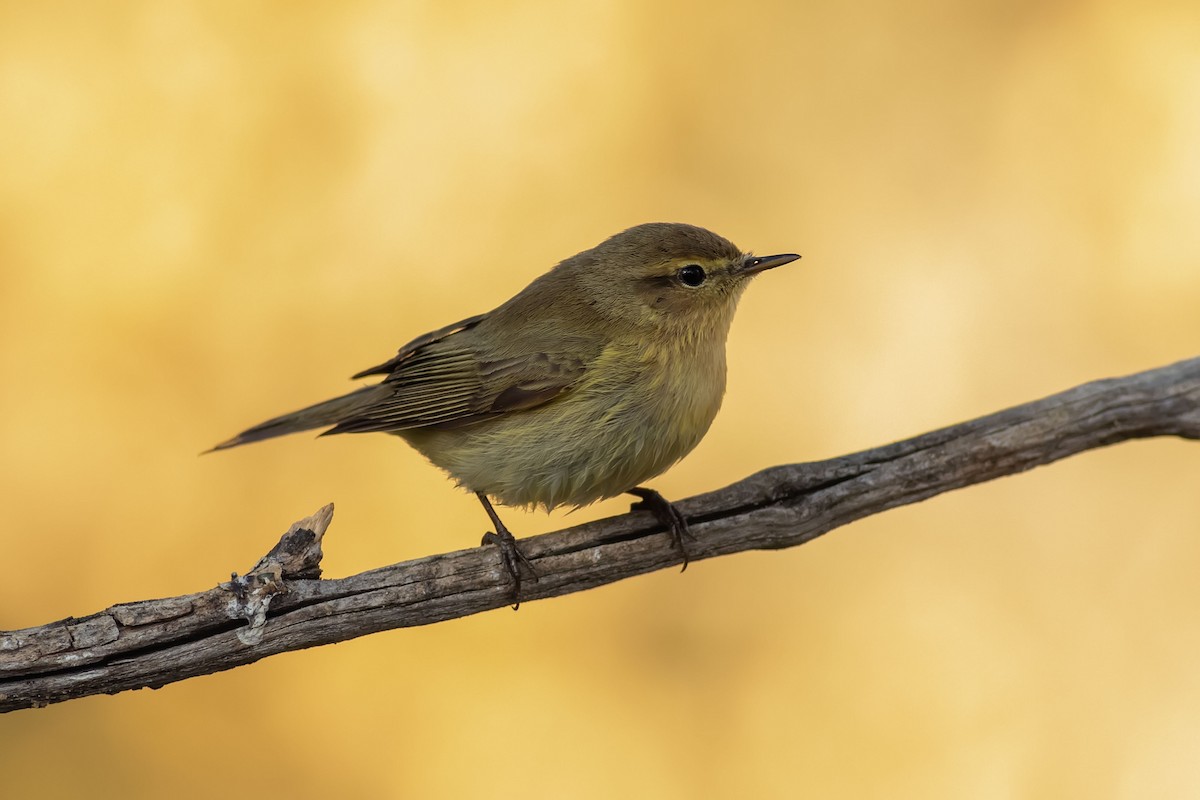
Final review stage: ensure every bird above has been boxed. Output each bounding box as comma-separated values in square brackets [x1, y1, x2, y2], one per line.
[211, 222, 799, 606]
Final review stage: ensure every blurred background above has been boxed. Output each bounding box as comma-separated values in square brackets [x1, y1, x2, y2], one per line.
[2, 1, 1198, 797]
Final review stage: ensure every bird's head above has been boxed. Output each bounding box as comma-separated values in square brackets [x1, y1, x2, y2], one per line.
[561, 222, 800, 335]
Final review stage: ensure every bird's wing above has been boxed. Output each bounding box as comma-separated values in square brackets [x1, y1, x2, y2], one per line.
[327, 328, 593, 434]
[350, 313, 488, 379]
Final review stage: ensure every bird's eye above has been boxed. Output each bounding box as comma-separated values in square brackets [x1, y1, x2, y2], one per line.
[677, 265, 707, 287]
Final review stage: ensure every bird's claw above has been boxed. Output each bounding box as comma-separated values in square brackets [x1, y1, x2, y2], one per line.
[627, 487, 694, 571]
[481, 528, 538, 610]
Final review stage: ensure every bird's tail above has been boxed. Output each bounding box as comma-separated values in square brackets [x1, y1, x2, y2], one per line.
[207, 385, 389, 452]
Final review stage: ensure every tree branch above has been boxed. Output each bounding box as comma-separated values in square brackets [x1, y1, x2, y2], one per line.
[3, 357, 1198, 713]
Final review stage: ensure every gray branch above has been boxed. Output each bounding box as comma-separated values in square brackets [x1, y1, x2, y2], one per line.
[3, 357, 1198, 713]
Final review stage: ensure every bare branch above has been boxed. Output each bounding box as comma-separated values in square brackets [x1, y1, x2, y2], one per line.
[2, 356, 1198, 713]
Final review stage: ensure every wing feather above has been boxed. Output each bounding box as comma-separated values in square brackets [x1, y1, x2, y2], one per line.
[329, 337, 590, 434]
[349, 314, 487, 379]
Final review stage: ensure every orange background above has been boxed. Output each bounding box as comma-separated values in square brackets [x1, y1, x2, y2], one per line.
[3, 2, 1199, 797]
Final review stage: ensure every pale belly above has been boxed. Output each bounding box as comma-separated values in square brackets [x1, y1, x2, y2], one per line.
[399, 343, 727, 509]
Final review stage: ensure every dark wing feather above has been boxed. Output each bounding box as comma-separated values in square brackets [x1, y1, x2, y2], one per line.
[328, 338, 588, 434]
[350, 313, 487, 379]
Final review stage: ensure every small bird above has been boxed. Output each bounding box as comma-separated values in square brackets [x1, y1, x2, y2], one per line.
[212, 223, 799, 605]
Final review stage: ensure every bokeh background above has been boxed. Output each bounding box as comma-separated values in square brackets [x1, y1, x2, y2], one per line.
[2, 1, 1199, 797]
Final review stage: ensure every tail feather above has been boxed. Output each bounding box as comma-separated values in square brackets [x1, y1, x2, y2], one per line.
[207, 385, 388, 452]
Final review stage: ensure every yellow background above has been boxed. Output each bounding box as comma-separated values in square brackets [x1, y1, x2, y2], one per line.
[3, 2, 1199, 797]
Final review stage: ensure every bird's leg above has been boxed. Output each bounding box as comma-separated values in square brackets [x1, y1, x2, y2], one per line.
[626, 487, 694, 571]
[476, 492, 538, 610]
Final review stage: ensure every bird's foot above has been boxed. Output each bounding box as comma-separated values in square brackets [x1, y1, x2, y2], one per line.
[481, 528, 538, 610]
[475, 492, 538, 609]
[627, 487, 693, 571]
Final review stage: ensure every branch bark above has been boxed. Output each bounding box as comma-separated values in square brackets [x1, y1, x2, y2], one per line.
[3, 357, 1199, 713]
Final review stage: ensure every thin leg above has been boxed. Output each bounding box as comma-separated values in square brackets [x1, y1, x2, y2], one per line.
[476, 492, 538, 610]
[627, 487, 693, 571]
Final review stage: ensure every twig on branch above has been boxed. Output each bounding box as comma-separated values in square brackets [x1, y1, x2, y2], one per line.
[2, 357, 1198, 713]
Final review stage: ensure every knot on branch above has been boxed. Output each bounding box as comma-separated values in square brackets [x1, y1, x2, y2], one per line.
[223, 503, 332, 645]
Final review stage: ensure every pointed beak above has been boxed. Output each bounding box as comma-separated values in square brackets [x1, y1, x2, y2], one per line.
[738, 253, 801, 276]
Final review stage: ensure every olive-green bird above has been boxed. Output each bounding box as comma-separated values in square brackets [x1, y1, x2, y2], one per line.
[212, 222, 799, 603]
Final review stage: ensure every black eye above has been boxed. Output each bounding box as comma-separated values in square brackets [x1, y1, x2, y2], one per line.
[677, 265, 706, 287]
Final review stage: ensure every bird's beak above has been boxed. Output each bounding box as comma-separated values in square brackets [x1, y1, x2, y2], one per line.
[738, 253, 801, 276]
